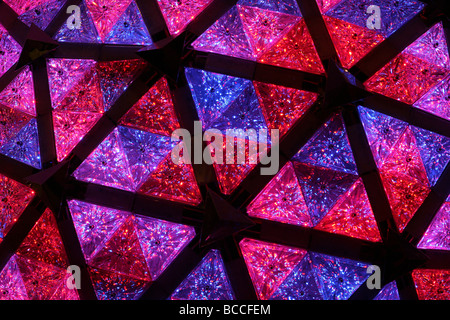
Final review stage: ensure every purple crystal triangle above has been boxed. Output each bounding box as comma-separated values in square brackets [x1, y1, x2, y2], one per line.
[19, 0, 65, 30]
[326, 0, 424, 37]
[171, 250, 234, 300]
[293, 114, 357, 175]
[185, 68, 251, 129]
[418, 202, 450, 250]
[374, 281, 400, 300]
[118, 126, 176, 190]
[310, 252, 369, 300]
[209, 83, 267, 132]
[134, 215, 195, 280]
[0, 119, 41, 169]
[104, 1, 152, 45]
[0, 66, 36, 117]
[73, 128, 135, 191]
[53, 0, 101, 43]
[358, 106, 408, 168]
[238, 0, 301, 16]
[411, 126, 450, 186]
[270, 253, 322, 300]
[293, 162, 358, 226]
[0, 105, 32, 149]
[192, 6, 254, 60]
[67, 200, 130, 261]
[414, 76, 450, 122]
[0, 256, 28, 300]
[0, 24, 22, 78]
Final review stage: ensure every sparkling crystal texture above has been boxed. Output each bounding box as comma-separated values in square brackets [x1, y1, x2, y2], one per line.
[412, 269, 450, 300]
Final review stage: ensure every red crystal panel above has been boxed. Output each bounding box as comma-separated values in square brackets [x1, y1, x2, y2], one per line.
[412, 269, 450, 300]
[238, 5, 300, 58]
[240, 238, 306, 300]
[0, 174, 35, 242]
[259, 19, 325, 74]
[247, 162, 311, 227]
[3, 0, 48, 15]
[315, 179, 382, 242]
[0, 67, 36, 117]
[138, 150, 202, 206]
[157, 0, 213, 36]
[365, 53, 449, 105]
[324, 16, 385, 69]
[120, 77, 180, 137]
[254, 81, 318, 137]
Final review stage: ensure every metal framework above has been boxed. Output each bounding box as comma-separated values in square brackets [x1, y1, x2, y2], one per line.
[0, 0, 448, 301]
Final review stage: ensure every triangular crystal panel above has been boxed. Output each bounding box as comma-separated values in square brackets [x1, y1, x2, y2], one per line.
[97, 59, 146, 111]
[0, 105, 32, 150]
[247, 162, 311, 227]
[238, 0, 301, 16]
[239, 238, 306, 300]
[53, 111, 102, 162]
[404, 22, 450, 70]
[157, 0, 213, 36]
[0, 256, 28, 300]
[238, 5, 300, 58]
[259, 19, 324, 74]
[0, 119, 41, 169]
[374, 281, 400, 300]
[85, 0, 133, 41]
[0, 66, 36, 117]
[315, 179, 382, 242]
[104, 1, 152, 45]
[53, 1, 101, 43]
[270, 253, 323, 300]
[118, 126, 176, 189]
[120, 77, 180, 136]
[16, 209, 68, 269]
[18, 0, 65, 30]
[68, 200, 130, 261]
[134, 215, 195, 280]
[171, 250, 234, 300]
[192, 6, 254, 60]
[138, 150, 202, 205]
[411, 126, 450, 186]
[254, 81, 318, 137]
[358, 106, 408, 167]
[293, 114, 358, 175]
[89, 217, 151, 281]
[0, 174, 35, 240]
[185, 68, 251, 129]
[293, 162, 358, 226]
[412, 269, 450, 300]
[310, 252, 369, 300]
[414, 75, 450, 122]
[88, 266, 149, 300]
[364, 53, 449, 105]
[324, 16, 385, 69]
[418, 202, 450, 250]
[0, 23, 21, 78]
[73, 128, 135, 192]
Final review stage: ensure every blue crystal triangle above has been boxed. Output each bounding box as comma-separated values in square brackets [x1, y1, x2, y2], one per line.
[104, 1, 152, 45]
[118, 126, 176, 189]
[270, 253, 322, 300]
[293, 114, 357, 175]
[19, 0, 65, 30]
[185, 68, 251, 129]
[0, 119, 41, 169]
[374, 281, 400, 300]
[171, 250, 235, 300]
[326, 0, 424, 37]
[293, 162, 358, 226]
[411, 126, 450, 186]
[53, 0, 101, 43]
[310, 252, 369, 300]
[238, 0, 301, 16]
[358, 106, 408, 167]
[209, 84, 267, 132]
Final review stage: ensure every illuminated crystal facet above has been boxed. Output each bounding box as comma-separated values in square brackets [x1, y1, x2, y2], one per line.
[418, 202, 450, 250]
[412, 269, 450, 300]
